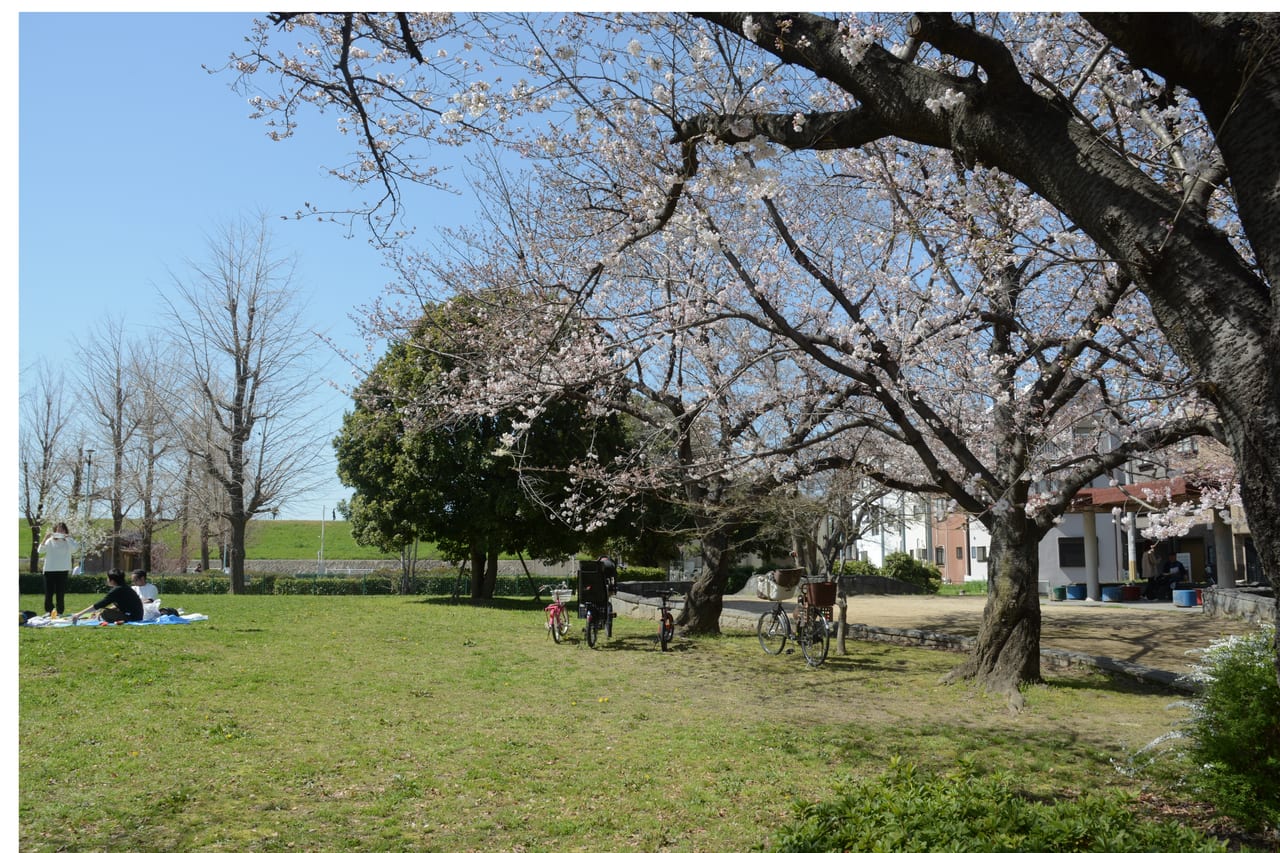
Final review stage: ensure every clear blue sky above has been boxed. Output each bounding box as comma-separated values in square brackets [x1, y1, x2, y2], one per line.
[17, 12, 471, 520]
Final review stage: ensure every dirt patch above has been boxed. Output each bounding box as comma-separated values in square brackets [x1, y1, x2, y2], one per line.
[722, 593, 1257, 674]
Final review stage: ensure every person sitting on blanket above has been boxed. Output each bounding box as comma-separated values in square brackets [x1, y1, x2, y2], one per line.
[69, 569, 144, 624]
[131, 569, 159, 603]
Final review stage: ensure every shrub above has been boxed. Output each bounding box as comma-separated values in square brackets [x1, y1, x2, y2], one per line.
[837, 553, 941, 593]
[768, 760, 1230, 852]
[837, 558, 876, 575]
[1184, 626, 1280, 831]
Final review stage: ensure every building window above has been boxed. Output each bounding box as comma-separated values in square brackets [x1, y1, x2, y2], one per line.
[955, 546, 963, 560]
[972, 546, 988, 562]
[1058, 537, 1086, 568]
[935, 547, 945, 566]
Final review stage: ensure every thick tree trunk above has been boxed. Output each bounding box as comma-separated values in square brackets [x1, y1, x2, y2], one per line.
[469, 545, 485, 600]
[227, 516, 248, 594]
[677, 530, 733, 635]
[944, 515, 1043, 708]
[1223, 413, 1280, 683]
[484, 549, 499, 598]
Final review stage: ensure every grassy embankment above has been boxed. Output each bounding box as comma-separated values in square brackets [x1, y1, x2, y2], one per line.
[15, 519, 421, 563]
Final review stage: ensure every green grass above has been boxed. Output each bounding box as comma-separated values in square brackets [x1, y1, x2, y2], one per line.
[19, 594, 1210, 851]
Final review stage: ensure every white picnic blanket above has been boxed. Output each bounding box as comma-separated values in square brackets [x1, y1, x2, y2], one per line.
[23, 612, 209, 628]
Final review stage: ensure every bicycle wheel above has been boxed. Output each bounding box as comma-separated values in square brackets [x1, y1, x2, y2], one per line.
[585, 615, 599, 648]
[660, 612, 675, 651]
[757, 608, 789, 655]
[799, 611, 830, 667]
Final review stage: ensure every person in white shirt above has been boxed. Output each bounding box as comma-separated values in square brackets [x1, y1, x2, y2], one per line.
[131, 569, 159, 602]
[37, 522, 80, 616]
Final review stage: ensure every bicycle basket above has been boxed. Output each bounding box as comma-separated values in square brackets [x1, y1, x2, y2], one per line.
[551, 587, 574, 604]
[805, 578, 838, 607]
[773, 568, 803, 587]
[756, 573, 798, 602]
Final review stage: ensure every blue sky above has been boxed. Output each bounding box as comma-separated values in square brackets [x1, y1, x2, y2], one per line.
[17, 12, 473, 520]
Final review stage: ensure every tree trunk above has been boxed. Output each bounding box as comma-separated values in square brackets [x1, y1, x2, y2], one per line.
[677, 530, 733, 635]
[469, 545, 485, 600]
[483, 549, 499, 598]
[27, 523, 41, 573]
[199, 522, 211, 572]
[1223, 413, 1280, 683]
[227, 515, 248, 594]
[944, 515, 1043, 708]
[141, 529, 153, 574]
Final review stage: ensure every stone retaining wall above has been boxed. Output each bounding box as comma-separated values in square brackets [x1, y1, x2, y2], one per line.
[1204, 586, 1277, 626]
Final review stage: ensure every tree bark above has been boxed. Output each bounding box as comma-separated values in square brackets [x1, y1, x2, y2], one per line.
[469, 545, 485, 600]
[227, 515, 248, 594]
[943, 515, 1043, 709]
[678, 529, 733, 635]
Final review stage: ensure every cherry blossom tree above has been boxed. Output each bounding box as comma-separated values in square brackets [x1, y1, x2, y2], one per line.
[19, 361, 72, 573]
[229, 13, 1275, 693]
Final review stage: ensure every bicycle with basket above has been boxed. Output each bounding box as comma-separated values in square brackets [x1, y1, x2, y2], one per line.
[755, 569, 836, 666]
[539, 582, 574, 643]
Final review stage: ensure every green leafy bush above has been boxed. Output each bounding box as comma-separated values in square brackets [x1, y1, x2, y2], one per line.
[275, 575, 399, 595]
[837, 558, 877, 575]
[617, 565, 666, 582]
[837, 552, 941, 593]
[1184, 626, 1280, 831]
[768, 760, 1231, 852]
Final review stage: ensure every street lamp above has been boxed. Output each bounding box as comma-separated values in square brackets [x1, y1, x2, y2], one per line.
[82, 449, 94, 574]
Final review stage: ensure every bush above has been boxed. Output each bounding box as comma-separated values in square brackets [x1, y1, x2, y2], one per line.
[836, 553, 941, 593]
[768, 760, 1231, 852]
[1184, 626, 1280, 831]
[837, 558, 876, 575]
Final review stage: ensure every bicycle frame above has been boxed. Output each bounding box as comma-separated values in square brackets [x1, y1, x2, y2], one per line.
[540, 584, 573, 644]
[656, 589, 681, 651]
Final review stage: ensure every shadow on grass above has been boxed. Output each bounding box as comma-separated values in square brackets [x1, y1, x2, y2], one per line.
[412, 595, 548, 613]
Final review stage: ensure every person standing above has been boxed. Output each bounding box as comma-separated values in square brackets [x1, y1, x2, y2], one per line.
[37, 522, 80, 616]
[1140, 542, 1159, 581]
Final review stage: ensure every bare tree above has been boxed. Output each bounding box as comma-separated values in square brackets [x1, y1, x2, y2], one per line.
[78, 316, 140, 570]
[19, 361, 72, 573]
[163, 215, 327, 593]
[124, 334, 183, 573]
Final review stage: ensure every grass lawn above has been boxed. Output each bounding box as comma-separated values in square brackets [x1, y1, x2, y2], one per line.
[19, 594, 1196, 851]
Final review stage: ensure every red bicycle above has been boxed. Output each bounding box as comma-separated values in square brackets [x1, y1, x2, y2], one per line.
[540, 583, 573, 643]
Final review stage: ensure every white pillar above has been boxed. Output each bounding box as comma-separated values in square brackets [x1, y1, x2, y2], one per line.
[1125, 509, 1139, 582]
[1084, 510, 1101, 600]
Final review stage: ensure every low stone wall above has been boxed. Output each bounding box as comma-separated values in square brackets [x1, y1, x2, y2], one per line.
[616, 592, 1194, 693]
[1204, 586, 1277, 626]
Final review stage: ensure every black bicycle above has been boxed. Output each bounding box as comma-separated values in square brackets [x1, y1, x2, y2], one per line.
[756, 576, 834, 667]
[577, 563, 615, 648]
[654, 588, 682, 651]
